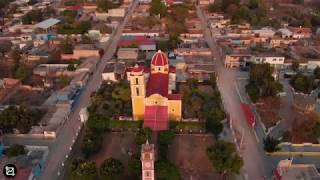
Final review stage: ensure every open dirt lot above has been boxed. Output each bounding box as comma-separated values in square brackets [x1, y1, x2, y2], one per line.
[168, 135, 221, 180]
[90, 132, 138, 167]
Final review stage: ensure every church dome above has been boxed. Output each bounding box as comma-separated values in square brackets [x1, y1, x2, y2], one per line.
[151, 50, 168, 66]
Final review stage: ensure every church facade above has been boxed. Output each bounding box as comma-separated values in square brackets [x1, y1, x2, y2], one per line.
[128, 50, 181, 131]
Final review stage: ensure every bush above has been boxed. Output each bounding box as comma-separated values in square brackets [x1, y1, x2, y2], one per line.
[5, 144, 26, 158]
[109, 120, 142, 130]
[100, 158, 124, 180]
[81, 130, 103, 158]
[70, 159, 98, 180]
[135, 128, 152, 145]
[156, 160, 181, 180]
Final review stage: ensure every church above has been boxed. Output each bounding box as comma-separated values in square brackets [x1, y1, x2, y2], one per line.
[128, 50, 181, 131]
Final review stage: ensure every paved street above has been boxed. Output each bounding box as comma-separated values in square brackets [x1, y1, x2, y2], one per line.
[39, 1, 139, 180]
[196, 6, 268, 179]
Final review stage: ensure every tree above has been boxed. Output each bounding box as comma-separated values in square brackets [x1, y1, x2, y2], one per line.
[156, 160, 181, 180]
[206, 140, 243, 177]
[314, 66, 320, 79]
[158, 130, 175, 146]
[128, 154, 141, 179]
[290, 73, 311, 93]
[206, 119, 223, 137]
[150, 0, 167, 18]
[81, 130, 103, 158]
[67, 64, 76, 71]
[70, 159, 98, 180]
[246, 64, 282, 101]
[11, 48, 21, 62]
[248, 0, 259, 9]
[208, 3, 220, 13]
[100, 158, 124, 180]
[135, 128, 152, 145]
[292, 61, 300, 72]
[5, 144, 26, 158]
[293, 0, 304, 4]
[86, 113, 109, 134]
[97, 0, 117, 12]
[60, 38, 74, 54]
[0, 40, 12, 56]
[263, 135, 280, 153]
[14, 65, 27, 80]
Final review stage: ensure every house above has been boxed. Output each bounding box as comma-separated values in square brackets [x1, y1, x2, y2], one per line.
[198, 0, 214, 5]
[56, 85, 78, 101]
[76, 57, 99, 73]
[8, 24, 35, 33]
[273, 159, 320, 180]
[288, 27, 312, 39]
[35, 18, 60, 32]
[118, 36, 156, 51]
[33, 64, 70, 77]
[307, 59, 320, 70]
[70, 71, 89, 87]
[72, 44, 100, 59]
[174, 48, 211, 56]
[107, 7, 127, 18]
[251, 53, 285, 69]
[224, 54, 252, 68]
[102, 62, 126, 82]
[253, 28, 275, 38]
[117, 48, 139, 60]
[121, 30, 160, 37]
[95, 12, 109, 21]
[279, 28, 293, 38]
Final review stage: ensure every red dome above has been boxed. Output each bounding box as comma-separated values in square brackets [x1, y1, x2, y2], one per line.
[151, 50, 168, 66]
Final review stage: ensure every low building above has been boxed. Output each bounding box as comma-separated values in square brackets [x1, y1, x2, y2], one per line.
[70, 71, 89, 87]
[35, 18, 60, 32]
[279, 28, 293, 38]
[251, 53, 285, 69]
[72, 44, 100, 59]
[274, 159, 320, 180]
[118, 36, 156, 51]
[288, 27, 312, 39]
[224, 54, 252, 68]
[102, 62, 126, 82]
[253, 28, 275, 38]
[117, 48, 139, 60]
[107, 7, 126, 18]
[33, 64, 70, 77]
[174, 48, 211, 57]
[76, 57, 99, 73]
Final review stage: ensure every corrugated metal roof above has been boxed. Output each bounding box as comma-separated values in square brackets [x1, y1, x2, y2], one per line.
[35, 18, 60, 29]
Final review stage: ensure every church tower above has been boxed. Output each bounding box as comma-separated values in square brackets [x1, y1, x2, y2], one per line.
[129, 64, 145, 120]
[141, 140, 155, 180]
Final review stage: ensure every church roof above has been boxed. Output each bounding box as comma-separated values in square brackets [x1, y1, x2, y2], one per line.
[151, 50, 168, 66]
[146, 73, 169, 97]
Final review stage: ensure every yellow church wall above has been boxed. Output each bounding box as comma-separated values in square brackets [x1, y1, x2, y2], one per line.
[168, 100, 181, 121]
[132, 96, 145, 120]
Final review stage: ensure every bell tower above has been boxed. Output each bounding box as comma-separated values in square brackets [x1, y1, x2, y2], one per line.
[141, 140, 155, 180]
[129, 65, 145, 120]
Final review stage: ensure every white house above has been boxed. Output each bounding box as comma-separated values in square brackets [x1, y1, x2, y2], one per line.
[251, 54, 285, 69]
[279, 28, 293, 38]
[253, 28, 275, 38]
